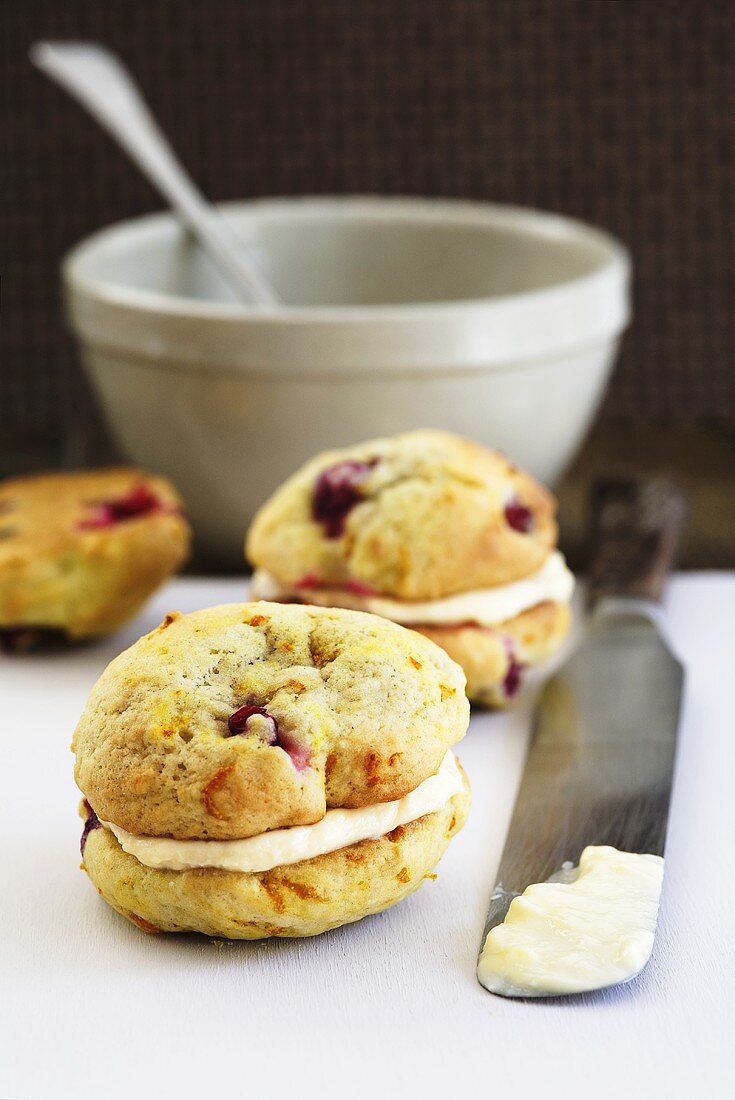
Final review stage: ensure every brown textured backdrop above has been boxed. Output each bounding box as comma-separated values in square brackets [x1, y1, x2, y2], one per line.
[2, 0, 734, 466]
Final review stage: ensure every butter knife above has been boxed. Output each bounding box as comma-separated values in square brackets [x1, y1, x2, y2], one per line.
[477, 478, 686, 998]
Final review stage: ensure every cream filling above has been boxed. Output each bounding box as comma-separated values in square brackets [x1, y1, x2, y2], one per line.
[251, 551, 574, 628]
[101, 750, 463, 874]
[477, 846, 665, 997]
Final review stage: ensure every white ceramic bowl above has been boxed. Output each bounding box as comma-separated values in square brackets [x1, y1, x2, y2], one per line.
[63, 196, 630, 566]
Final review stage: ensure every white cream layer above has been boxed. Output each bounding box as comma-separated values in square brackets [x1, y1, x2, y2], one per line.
[252, 551, 574, 628]
[477, 846, 665, 997]
[101, 751, 463, 874]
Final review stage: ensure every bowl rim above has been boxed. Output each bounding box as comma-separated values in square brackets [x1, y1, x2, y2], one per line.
[62, 194, 630, 324]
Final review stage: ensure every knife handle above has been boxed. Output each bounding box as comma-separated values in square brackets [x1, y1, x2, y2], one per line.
[587, 477, 686, 608]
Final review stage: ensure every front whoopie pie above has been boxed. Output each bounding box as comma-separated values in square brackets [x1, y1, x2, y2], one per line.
[0, 468, 190, 647]
[247, 430, 575, 706]
[73, 602, 470, 938]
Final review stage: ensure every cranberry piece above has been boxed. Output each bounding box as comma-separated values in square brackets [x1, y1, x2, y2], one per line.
[227, 705, 278, 743]
[276, 729, 311, 772]
[226, 705, 310, 770]
[312, 459, 377, 538]
[295, 573, 376, 597]
[504, 497, 534, 534]
[80, 800, 101, 855]
[108, 484, 162, 519]
[78, 484, 164, 530]
[500, 636, 525, 699]
[295, 572, 322, 590]
[502, 657, 524, 699]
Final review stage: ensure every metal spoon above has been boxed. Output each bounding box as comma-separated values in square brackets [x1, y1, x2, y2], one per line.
[31, 41, 279, 307]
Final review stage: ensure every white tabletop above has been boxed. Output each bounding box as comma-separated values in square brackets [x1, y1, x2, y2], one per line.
[1, 574, 733, 1100]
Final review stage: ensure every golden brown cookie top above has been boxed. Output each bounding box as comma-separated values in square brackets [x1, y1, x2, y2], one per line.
[246, 431, 558, 600]
[0, 468, 190, 638]
[73, 601, 469, 840]
[0, 468, 184, 561]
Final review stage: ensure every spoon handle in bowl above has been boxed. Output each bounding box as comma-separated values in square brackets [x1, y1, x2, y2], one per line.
[31, 41, 279, 307]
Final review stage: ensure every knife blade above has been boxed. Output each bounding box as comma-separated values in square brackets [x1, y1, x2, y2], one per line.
[477, 478, 686, 998]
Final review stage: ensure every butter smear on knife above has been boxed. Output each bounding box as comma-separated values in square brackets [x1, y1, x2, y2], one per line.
[477, 846, 664, 997]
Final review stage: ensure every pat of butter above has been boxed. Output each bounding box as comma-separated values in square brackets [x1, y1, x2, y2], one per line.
[252, 550, 575, 628]
[477, 846, 665, 997]
[101, 751, 463, 874]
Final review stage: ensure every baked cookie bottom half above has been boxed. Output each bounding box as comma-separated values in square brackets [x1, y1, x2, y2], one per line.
[415, 600, 571, 707]
[81, 775, 470, 939]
